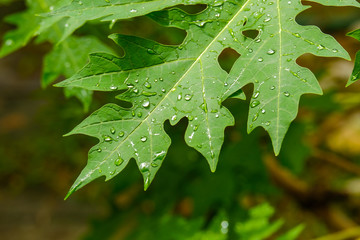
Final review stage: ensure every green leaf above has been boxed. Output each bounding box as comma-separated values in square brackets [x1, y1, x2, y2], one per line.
[0, 0, 115, 109]
[347, 29, 360, 86]
[39, 0, 213, 43]
[42, 36, 114, 111]
[0, 0, 70, 57]
[236, 203, 303, 240]
[58, 0, 358, 196]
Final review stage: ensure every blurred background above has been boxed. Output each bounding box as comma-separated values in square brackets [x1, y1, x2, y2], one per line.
[1, 0, 360, 239]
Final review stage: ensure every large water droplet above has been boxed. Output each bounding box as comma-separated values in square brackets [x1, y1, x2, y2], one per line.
[115, 156, 124, 166]
[119, 131, 124, 137]
[110, 127, 116, 134]
[147, 49, 155, 54]
[104, 135, 112, 142]
[184, 94, 192, 101]
[144, 82, 151, 89]
[253, 91, 260, 99]
[5, 39, 13, 46]
[200, 103, 208, 113]
[263, 17, 272, 22]
[252, 113, 259, 122]
[139, 162, 150, 172]
[267, 49, 275, 55]
[317, 44, 325, 50]
[142, 100, 150, 108]
[142, 91, 157, 96]
[250, 100, 260, 108]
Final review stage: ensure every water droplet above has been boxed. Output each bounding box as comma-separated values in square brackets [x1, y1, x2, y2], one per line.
[215, 13, 220, 17]
[115, 156, 124, 166]
[265, 121, 271, 126]
[78, 1, 83, 5]
[284, 91, 290, 97]
[248, 48, 253, 53]
[250, 100, 260, 108]
[293, 33, 301, 38]
[263, 17, 272, 22]
[119, 131, 124, 137]
[130, 9, 137, 13]
[270, 86, 275, 90]
[97, 148, 102, 152]
[110, 85, 118, 90]
[171, 115, 177, 121]
[184, 94, 192, 101]
[151, 162, 158, 167]
[261, 109, 266, 114]
[144, 82, 151, 89]
[142, 91, 156, 96]
[104, 135, 112, 142]
[140, 136, 147, 142]
[110, 127, 116, 134]
[142, 100, 150, 108]
[252, 113, 259, 122]
[195, 21, 206, 27]
[98, 169, 102, 173]
[159, 77, 163, 81]
[258, 57, 264, 62]
[171, 71, 175, 75]
[137, 112, 142, 117]
[332, 49, 338, 53]
[65, 23, 69, 28]
[161, 88, 166, 93]
[5, 39, 13, 46]
[147, 49, 155, 54]
[139, 162, 150, 172]
[200, 103, 208, 113]
[317, 44, 325, 50]
[213, 0, 224, 6]
[267, 49, 276, 55]
[253, 91, 260, 99]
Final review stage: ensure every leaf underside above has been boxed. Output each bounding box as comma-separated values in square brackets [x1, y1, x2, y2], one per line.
[55, 0, 359, 197]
